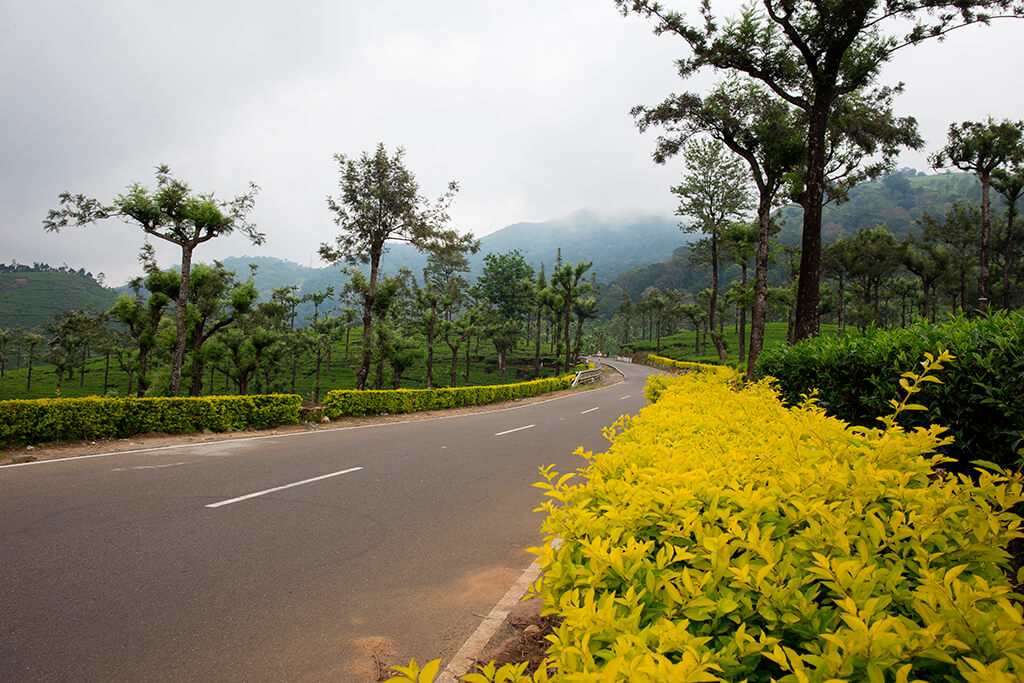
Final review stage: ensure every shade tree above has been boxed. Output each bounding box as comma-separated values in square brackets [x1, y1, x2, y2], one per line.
[616, 0, 1014, 340]
[44, 165, 263, 395]
[319, 144, 473, 390]
[930, 117, 1024, 307]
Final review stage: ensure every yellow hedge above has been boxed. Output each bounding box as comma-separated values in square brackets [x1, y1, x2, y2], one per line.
[526, 368, 1024, 681]
[0, 394, 302, 447]
[646, 353, 739, 382]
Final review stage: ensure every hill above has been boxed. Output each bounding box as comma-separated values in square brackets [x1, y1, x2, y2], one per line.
[775, 169, 983, 245]
[616, 169, 989, 297]
[0, 270, 120, 329]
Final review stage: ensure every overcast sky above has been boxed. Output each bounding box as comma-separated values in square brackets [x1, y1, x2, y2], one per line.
[2, 2, 1021, 286]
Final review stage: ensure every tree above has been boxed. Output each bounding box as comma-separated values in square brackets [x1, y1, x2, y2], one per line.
[930, 117, 1024, 307]
[183, 262, 258, 396]
[674, 138, 751, 361]
[319, 144, 472, 390]
[44, 165, 262, 395]
[846, 225, 900, 326]
[18, 332, 45, 392]
[545, 260, 593, 372]
[721, 221, 759, 363]
[478, 250, 535, 380]
[990, 158, 1024, 308]
[417, 240, 477, 388]
[822, 237, 857, 331]
[634, 78, 802, 378]
[0, 328, 12, 378]
[920, 202, 981, 311]
[616, 0, 1013, 340]
[110, 269, 177, 396]
[533, 264, 548, 379]
[901, 236, 950, 322]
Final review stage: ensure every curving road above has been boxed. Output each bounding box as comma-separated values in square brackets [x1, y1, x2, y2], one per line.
[0, 359, 660, 681]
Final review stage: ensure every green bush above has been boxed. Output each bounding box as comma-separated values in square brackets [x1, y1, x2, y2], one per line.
[755, 310, 1024, 470]
[528, 368, 1024, 681]
[0, 394, 302, 447]
[322, 375, 575, 418]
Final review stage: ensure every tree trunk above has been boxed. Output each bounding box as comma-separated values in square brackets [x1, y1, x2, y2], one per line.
[747, 197, 772, 380]
[533, 305, 542, 379]
[356, 254, 380, 391]
[793, 105, 829, 342]
[447, 341, 459, 387]
[562, 302, 573, 373]
[425, 306, 436, 389]
[978, 173, 992, 308]
[170, 246, 194, 396]
[1003, 204, 1017, 309]
[738, 265, 747, 366]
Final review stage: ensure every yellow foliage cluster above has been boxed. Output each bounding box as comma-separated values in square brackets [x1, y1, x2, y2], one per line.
[646, 354, 739, 383]
[528, 369, 1024, 681]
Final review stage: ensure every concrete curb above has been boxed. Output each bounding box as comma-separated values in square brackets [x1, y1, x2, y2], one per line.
[437, 559, 543, 682]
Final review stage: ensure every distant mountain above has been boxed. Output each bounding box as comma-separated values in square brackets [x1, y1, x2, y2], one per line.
[470, 210, 694, 279]
[775, 169, 984, 245]
[370, 209, 691, 280]
[215, 210, 693, 322]
[0, 270, 120, 329]
[615, 170, 990, 298]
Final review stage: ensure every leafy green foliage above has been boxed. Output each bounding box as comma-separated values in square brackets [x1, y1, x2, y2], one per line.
[0, 394, 301, 447]
[756, 310, 1024, 469]
[322, 375, 574, 418]
[529, 368, 1024, 681]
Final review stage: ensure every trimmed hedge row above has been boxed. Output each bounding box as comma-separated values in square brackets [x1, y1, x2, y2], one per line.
[755, 310, 1024, 470]
[647, 353, 739, 382]
[322, 375, 575, 418]
[0, 394, 302, 447]
[525, 370, 1024, 682]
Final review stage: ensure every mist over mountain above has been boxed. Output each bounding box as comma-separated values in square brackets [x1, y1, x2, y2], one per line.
[4, 171, 989, 328]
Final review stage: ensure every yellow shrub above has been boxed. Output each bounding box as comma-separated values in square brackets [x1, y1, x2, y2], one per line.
[646, 354, 739, 383]
[531, 371, 1024, 681]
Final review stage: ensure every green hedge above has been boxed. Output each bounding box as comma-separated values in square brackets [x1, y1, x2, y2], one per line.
[755, 310, 1024, 470]
[322, 375, 574, 418]
[528, 370, 1024, 681]
[0, 394, 302, 447]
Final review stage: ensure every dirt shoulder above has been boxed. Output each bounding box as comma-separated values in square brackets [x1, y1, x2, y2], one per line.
[1, 365, 623, 466]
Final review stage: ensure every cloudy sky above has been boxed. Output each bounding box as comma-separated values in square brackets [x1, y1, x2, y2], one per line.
[2, 2, 1021, 286]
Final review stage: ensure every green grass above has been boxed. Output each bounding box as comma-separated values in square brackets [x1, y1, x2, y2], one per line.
[621, 321, 839, 366]
[0, 331, 572, 403]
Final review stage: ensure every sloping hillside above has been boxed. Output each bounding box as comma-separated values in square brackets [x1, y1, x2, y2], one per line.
[0, 271, 120, 329]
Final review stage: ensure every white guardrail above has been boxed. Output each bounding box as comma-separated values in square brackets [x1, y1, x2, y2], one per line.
[572, 366, 603, 387]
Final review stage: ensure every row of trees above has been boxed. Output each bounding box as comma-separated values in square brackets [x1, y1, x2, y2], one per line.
[619, 0, 1022, 378]
[0, 261, 104, 284]
[34, 145, 605, 399]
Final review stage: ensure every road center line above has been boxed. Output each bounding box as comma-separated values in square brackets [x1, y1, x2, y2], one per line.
[494, 424, 535, 436]
[205, 466, 363, 508]
[580, 407, 599, 415]
[619, 394, 632, 400]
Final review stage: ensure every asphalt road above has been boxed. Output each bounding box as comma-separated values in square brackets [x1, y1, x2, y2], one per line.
[0, 358, 661, 681]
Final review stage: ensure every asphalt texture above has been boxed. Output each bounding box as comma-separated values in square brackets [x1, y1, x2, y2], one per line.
[0, 358, 661, 681]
